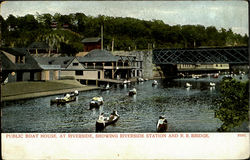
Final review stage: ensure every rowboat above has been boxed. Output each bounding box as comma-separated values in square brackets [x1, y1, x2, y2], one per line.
[152, 80, 158, 86]
[89, 96, 104, 109]
[50, 94, 77, 105]
[101, 84, 110, 91]
[137, 78, 144, 82]
[96, 111, 120, 132]
[129, 88, 137, 96]
[209, 82, 216, 87]
[186, 83, 192, 87]
[156, 116, 168, 132]
[213, 73, 219, 78]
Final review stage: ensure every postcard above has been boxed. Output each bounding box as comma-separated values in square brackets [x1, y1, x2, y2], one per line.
[1, 1, 249, 159]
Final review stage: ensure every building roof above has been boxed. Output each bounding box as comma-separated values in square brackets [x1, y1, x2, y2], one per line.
[76, 52, 89, 57]
[28, 42, 50, 50]
[81, 37, 101, 43]
[1, 48, 42, 70]
[35, 57, 76, 69]
[0, 52, 16, 71]
[78, 49, 120, 63]
[1, 47, 28, 56]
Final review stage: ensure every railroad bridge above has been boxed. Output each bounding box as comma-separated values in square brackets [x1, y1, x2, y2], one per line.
[152, 46, 249, 78]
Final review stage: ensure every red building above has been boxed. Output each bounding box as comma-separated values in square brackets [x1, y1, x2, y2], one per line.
[81, 37, 101, 52]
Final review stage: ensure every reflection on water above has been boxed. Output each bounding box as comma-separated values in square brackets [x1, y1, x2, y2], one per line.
[1, 76, 248, 133]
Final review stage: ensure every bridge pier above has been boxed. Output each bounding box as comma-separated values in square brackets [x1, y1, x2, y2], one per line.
[159, 64, 178, 79]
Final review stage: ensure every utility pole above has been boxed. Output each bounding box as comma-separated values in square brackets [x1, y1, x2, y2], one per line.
[101, 25, 103, 50]
[112, 37, 114, 52]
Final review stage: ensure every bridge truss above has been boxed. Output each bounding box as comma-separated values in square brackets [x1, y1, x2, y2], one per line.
[153, 46, 249, 65]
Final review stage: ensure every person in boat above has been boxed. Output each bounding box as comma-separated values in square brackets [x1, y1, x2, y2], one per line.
[106, 83, 110, 89]
[157, 116, 168, 132]
[74, 90, 79, 96]
[97, 113, 105, 125]
[109, 110, 119, 121]
[152, 80, 158, 85]
[63, 94, 71, 101]
[131, 88, 136, 93]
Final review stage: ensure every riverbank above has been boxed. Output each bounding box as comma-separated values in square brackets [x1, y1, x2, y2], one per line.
[1, 80, 99, 102]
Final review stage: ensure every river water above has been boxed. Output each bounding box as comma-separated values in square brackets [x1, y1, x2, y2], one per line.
[1, 76, 248, 133]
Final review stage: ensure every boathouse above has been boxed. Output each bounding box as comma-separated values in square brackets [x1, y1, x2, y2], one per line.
[35, 57, 85, 81]
[78, 49, 141, 83]
[1, 48, 42, 82]
[81, 37, 101, 52]
[0, 52, 16, 83]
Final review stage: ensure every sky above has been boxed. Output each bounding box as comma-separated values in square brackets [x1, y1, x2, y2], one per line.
[1, 1, 249, 36]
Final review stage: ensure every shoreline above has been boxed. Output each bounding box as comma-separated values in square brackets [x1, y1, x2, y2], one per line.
[1, 80, 99, 102]
[1, 78, 162, 102]
[2, 86, 99, 102]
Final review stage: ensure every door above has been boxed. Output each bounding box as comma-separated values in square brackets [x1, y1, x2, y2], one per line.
[17, 72, 23, 81]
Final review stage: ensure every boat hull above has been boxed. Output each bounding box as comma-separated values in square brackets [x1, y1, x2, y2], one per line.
[50, 96, 76, 105]
[157, 123, 168, 132]
[96, 116, 120, 132]
[89, 101, 103, 109]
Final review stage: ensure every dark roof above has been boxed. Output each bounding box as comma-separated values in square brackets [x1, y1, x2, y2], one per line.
[28, 42, 50, 50]
[78, 49, 120, 63]
[17, 54, 42, 70]
[0, 52, 16, 71]
[0, 48, 42, 70]
[0, 47, 28, 56]
[81, 37, 101, 43]
[35, 57, 75, 68]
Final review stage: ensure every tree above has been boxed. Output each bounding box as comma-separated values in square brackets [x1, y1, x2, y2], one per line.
[36, 13, 53, 28]
[215, 78, 249, 131]
[1, 13, 248, 49]
[206, 26, 219, 46]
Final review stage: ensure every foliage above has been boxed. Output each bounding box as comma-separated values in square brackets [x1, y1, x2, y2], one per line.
[1, 13, 248, 52]
[215, 78, 249, 131]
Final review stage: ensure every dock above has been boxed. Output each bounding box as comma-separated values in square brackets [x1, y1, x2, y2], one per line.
[80, 78, 138, 86]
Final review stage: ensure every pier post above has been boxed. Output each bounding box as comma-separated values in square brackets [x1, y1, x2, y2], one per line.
[86, 80, 88, 85]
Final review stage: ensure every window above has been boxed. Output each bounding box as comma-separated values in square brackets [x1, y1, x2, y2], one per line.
[73, 63, 79, 66]
[20, 56, 24, 63]
[75, 70, 83, 75]
[15, 56, 25, 63]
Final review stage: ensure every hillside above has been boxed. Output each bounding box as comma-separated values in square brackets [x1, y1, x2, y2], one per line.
[0, 13, 248, 55]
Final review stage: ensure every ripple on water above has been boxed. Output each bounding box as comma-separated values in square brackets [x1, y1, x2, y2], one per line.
[2, 79, 226, 132]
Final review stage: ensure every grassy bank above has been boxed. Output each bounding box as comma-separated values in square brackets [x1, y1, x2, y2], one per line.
[1, 80, 99, 101]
